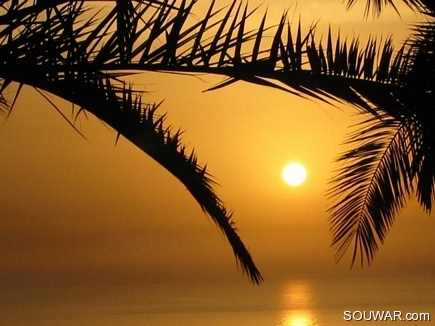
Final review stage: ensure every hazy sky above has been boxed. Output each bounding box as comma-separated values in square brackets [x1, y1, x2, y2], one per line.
[1, 0, 434, 287]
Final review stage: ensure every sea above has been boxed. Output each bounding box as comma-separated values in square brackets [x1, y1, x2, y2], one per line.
[1, 274, 434, 325]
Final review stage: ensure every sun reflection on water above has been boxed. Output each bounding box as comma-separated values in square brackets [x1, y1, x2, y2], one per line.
[281, 309, 316, 326]
[278, 281, 319, 326]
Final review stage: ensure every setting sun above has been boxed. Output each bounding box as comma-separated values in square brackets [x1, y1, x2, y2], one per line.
[282, 163, 307, 186]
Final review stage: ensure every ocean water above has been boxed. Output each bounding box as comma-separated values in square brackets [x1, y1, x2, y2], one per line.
[1, 274, 434, 325]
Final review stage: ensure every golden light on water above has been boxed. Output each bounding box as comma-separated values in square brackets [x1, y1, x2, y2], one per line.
[278, 281, 318, 326]
[281, 310, 315, 326]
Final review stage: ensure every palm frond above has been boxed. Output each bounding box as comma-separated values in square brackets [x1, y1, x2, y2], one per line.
[2, 0, 435, 276]
[345, 0, 432, 17]
[320, 17, 435, 264]
[0, 0, 264, 284]
[398, 19, 435, 211]
[328, 107, 416, 265]
[2, 66, 264, 284]
[0, 0, 410, 107]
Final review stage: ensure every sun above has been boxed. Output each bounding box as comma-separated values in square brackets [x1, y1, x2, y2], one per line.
[282, 163, 307, 186]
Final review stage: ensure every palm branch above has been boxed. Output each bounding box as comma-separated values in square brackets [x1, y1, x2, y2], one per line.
[236, 2, 434, 265]
[0, 0, 270, 284]
[239, 2, 434, 265]
[2, 0, 434, 276]
[345, 0, 434, 17]
[269, 1, 432, 267]
[209, 0, 435, 267]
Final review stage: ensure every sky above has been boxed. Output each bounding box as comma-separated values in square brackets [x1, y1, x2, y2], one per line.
[1, 0, 434, 287]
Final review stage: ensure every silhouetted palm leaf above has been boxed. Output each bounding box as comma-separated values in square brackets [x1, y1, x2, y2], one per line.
[0, 0, 267, 284]
[269, 2, 435, 265]
[345, 0, 434, 17]
[1, 0, 434, 277]
[327, 108, 418, 265]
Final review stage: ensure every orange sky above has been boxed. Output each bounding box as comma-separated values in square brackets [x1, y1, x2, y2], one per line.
[0, 0, 434, 287]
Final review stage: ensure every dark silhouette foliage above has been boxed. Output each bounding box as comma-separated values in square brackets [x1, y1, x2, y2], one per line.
[1, 0, 434, 281]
